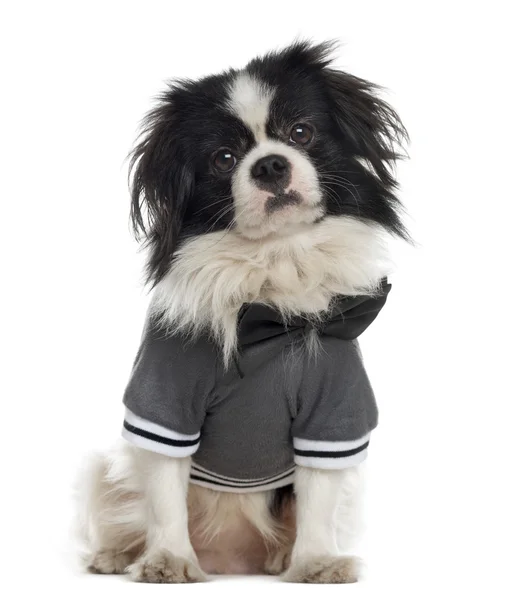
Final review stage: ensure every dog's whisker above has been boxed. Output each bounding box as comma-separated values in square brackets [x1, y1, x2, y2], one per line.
[195, 196, 233, 215]
[320, 176, 363, 211]
[204, 205, 234, 233]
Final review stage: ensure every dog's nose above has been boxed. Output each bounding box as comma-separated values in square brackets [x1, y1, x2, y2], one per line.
[251, 154, 290, 185]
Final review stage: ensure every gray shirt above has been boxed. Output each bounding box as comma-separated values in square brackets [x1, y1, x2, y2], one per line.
[122, 281, 391, 492]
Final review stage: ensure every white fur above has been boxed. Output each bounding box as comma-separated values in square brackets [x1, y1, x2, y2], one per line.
[132, 450, 195, 557]
[127, 449, 205, 581]
[228, 75, 323, 240]
[77, 445, 363, 579]
[76, 441, 284, 577]
[227, 73, 273, 141]
[188, 484, 279, 546]
[290, 466, 362, 558]
[76, 443, 146, 567]
[77, 443, 206, 581]
[283, 465, 363, 582]
[151, 215, 391, 363]
[232, 139, 324, 238]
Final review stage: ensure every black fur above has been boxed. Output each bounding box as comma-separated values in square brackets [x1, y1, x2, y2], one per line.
[271, 484, 295, 519]
[129, 41, 408, 285]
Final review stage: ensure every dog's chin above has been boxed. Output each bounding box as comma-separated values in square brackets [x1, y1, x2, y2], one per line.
[236, 205, 325, 240]
[235, 194, 325, 241]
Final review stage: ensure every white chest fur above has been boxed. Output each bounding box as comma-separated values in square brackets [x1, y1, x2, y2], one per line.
[151, 216, 391, 361]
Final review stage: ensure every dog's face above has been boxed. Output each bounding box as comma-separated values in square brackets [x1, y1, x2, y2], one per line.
[130, 42, 407, 283]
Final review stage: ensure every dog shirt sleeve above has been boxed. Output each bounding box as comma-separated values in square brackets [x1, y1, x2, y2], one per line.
[121, 316, 216, 458]
[291, 338, 378, 469]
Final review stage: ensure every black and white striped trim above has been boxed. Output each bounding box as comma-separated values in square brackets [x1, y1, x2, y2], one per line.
[190, 463, 295, 493]
[122, 409, 200, 457]
[293, 433, 371, 469]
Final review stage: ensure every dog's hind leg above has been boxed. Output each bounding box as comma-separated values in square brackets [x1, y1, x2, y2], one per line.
[76, 443, 146, 574]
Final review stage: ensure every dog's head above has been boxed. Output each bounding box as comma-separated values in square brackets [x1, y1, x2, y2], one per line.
[130, 41, 408, 284]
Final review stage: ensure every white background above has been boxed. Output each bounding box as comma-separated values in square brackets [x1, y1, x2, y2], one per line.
[2, 1, 508, 598]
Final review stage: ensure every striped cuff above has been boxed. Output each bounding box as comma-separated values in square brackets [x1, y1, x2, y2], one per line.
[293, 433, 370, 469]
[190, 463, 295, 493]
[122, 408, 200, 457]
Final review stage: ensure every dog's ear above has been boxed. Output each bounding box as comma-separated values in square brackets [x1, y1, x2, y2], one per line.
[129, 96, 194, 286]
[322, 66, 408, 189]
[317, 48, 409, 240]
[280, 41, 408, 186]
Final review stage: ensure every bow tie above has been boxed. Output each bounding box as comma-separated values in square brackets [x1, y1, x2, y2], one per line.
[237, 279, 391, 346]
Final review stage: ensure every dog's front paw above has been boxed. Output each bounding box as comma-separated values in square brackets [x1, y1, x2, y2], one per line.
[129, 549, 206, 583]
[283, 555, 361, 583]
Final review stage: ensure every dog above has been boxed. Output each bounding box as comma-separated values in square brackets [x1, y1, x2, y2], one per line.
[76, 41, 408, 584]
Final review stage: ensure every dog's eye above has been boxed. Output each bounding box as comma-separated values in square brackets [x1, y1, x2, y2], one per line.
[213, 149, 237, 173]
[289, 124, 313, 145]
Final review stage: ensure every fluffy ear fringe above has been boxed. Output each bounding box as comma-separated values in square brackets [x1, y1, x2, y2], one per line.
[327, 67, 410, 241]
[324, 68, 408, 182]
[128, 92, 194, 286]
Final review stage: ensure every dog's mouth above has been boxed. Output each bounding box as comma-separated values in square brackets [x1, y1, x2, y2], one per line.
[265, 190, 303, 215]
[237, 194, 325, 240]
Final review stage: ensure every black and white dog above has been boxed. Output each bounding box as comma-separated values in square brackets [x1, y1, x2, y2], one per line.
[77, 41, 408, 583]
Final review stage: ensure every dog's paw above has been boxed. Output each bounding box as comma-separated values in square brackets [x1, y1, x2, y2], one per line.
[87, 550, 133, 574]
[264, 546, 292, 575]
[283, 555, 361, 584]
[129, 549, 206, 583]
